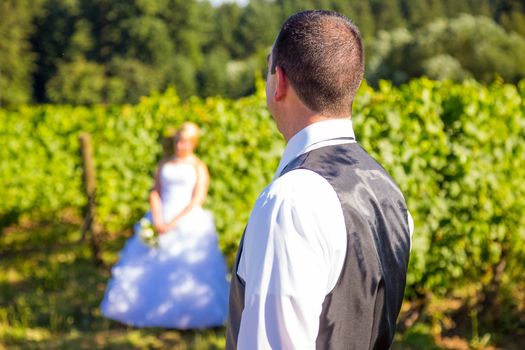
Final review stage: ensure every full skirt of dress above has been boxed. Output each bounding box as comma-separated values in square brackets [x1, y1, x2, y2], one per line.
[100, 208, 229, 329]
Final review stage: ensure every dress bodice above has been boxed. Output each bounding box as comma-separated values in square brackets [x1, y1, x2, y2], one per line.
[160, 161, 197, 222]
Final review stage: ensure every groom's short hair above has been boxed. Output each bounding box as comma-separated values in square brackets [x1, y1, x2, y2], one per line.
[272, 10, 364, 116]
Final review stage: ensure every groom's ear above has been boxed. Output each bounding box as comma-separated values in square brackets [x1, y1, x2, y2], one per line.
[274, 65, 288, 102]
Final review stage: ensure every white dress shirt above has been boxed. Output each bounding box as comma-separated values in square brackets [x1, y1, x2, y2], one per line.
[237, 119, 357, 349]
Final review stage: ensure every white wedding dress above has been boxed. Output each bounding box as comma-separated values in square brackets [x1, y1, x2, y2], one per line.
[100, 162, 229, 328]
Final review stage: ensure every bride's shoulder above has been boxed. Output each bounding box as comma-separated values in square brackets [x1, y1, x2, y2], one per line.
[190, 157, 206, 170]
[192, 157, 209, 176]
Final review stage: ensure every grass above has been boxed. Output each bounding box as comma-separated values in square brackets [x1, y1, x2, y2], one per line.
[1, 218, 523, 349]
[0, 219, 226, 349]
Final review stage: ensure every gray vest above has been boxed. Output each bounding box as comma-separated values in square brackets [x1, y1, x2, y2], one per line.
[226, 142, 411, 350]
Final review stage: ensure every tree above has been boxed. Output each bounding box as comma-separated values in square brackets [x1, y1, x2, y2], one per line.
[107, 58, 164, 104]
[236, 0, 280, 57]
[209, 3, 244, 58]
[46, 59, 106, 104]
[198, 49, 231, 97]
[0, 0, 37, 106]
[346, 0, 376, 40]
[6, 0, 525, 105]
[417, 14, 525, 83]
[30, 0, 82, 103]
[367, 14, 525, 85]
[370, 0, 406, 32]
[163, 55, 198, 100]
[160, 0, 214, 66]
[492, 0, 525, 37]
[400, 0, 444, 28]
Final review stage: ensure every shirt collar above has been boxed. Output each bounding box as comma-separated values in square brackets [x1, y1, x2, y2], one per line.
[274, 118, 356, 179]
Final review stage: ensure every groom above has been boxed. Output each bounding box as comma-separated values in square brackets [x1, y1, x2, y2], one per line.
[227, 10, 413, 350]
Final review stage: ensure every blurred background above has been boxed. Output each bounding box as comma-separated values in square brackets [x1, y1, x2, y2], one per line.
[3, 0, 525, 106]
[1, 0, 524, 349]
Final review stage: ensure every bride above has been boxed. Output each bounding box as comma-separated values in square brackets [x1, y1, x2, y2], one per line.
[100, 122, 229, 329]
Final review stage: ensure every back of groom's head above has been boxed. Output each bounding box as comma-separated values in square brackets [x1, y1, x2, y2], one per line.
[272, 10, 364, 117]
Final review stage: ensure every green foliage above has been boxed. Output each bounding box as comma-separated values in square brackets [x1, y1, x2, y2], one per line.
[0, 0, 37, 106]
[1, 78, 525, 300]
[0, 222, 227, 348]
[198, 49, 231, 97]
[493, 0, 525, 37]
[235, 0, 280, 58]
[1, 78, 524, 347]
[370, 0, 406, 31]
[0, 83, 282, 263]
[210, 3, 244, 58]
[354, 78, 525, 298]
[5, 0, 525, 104]
[47, 59, 107, 105]
[367, 14, 525, 85]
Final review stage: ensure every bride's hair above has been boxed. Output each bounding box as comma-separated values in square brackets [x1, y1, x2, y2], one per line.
[161, 122, 201, 159]
[176, 122, 200, 145]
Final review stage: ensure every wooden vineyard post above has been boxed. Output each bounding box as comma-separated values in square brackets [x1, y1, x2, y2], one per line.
[79, 133, 103, 266]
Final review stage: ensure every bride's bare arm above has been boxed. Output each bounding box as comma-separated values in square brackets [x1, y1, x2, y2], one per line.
[192, 159, 209, 206]
[165, 158, 209, 230]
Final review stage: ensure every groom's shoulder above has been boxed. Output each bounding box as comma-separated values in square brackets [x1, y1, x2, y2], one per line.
[258, 168, 337, 205]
